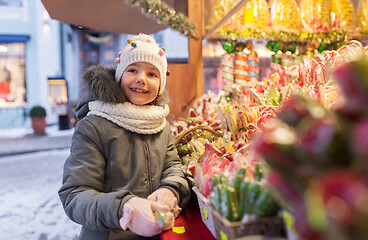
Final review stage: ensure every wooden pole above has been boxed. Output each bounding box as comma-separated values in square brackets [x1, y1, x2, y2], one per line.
[188, 0, 204, 99]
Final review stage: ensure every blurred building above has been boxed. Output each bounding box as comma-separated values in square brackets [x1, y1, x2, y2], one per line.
[0, 0, 188, 130]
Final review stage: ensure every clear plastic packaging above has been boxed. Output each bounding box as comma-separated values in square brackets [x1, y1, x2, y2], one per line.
[330, 0, 355, 31]
[357, 0, 368, 33]
[269, 0, 300, 32]
[210, 0, 241, 33]
[240, 0, 270, 31]
[300, 0, 330, 32]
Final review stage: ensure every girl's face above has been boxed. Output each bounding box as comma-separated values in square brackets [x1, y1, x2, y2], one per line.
[120, 62, 160, 105]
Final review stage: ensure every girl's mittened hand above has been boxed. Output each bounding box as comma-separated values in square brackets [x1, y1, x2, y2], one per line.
[148, 188, 176, 206]
[169, 197, 182, 218]
[119, 197, 171, 237]
[148, 188, 182, 218]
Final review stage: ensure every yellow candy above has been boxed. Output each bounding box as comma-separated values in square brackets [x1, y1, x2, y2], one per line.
[330, 0, 355, 31]
[210, 0, 238, 31]
[240, 0, 270, 30]
[357, 0, 368, 33]
[270, 0, 300, 32]
[300, 0, 331, 32]
[127, 39, 133, 44]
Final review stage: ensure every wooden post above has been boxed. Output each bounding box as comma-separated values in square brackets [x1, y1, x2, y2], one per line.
[188, 0, 204, 99]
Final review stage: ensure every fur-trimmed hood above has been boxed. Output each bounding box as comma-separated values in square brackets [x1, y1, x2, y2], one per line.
[75, 65, 169, 120]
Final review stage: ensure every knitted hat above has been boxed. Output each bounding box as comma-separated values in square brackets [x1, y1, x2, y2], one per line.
[115, 33, 167, 95]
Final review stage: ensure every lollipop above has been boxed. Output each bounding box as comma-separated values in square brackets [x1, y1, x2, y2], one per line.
[338, 41, 364, 62]
[364, 46, 368, 54]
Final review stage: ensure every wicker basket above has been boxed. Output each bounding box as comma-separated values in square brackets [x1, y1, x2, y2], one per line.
[174, 125, 217, 147]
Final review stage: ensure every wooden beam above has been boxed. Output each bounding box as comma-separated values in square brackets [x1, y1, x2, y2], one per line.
[188, 0, 204, 99]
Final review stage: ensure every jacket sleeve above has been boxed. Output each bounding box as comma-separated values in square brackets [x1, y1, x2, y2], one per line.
[157, 123, 191, 208]
[58, 118, 133, 231]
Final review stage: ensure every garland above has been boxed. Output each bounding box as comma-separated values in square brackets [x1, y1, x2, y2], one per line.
[214, 28, 348, 45]
[125, 0, 196, 37]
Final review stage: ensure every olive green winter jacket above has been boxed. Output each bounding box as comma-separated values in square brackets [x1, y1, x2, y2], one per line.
[58, 65, 191, 240]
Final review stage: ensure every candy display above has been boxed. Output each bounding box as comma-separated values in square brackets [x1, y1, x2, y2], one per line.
[269, 0, 300, 32]
[299, 0, 331, 32]
[246, 42, 260, 81]
[234, 51, 249, 83]
[172, 40, 367, 239]
[210, 0, 239, 33]
[303, 0, 328, 31]
[357, 0, 368, 34]
[254, 53, 368, 239]
[330, 0, 355, 31]
[240, 0, 269, 31]
[209, 0, 227, 29]
[209, 0, 363, 44]
[221, 53, 235, 92]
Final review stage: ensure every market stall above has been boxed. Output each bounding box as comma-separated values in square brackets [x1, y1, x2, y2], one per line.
[169, 0, 368, 240]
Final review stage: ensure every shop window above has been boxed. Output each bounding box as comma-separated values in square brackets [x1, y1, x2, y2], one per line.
[0, 0, 23, 7]
[48, 78, 68, 104]
[0, 42, 26, 105]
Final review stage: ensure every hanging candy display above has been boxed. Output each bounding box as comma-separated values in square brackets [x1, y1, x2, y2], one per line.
[357, 0, 368, 34]
[299, 0, 331, 32]
[330, 0, 355, 32]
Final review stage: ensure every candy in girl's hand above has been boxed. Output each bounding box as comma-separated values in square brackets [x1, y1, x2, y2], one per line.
[154, 210, 174, 230]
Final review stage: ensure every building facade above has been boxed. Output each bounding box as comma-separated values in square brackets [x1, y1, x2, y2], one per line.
[0, 0, 188, 130]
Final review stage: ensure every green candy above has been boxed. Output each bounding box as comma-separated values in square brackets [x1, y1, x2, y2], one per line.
[222, 42, 235, 54]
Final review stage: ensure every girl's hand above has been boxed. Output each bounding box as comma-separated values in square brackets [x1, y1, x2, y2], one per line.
[119, 197, 173, 237]
[148, 188, 182, 218]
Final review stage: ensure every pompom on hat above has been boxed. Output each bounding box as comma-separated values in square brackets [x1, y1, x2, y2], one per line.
[115, 33, 167, 95]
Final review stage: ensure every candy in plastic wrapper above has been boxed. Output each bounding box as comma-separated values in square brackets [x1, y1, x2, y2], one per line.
[300, 0, 330, 32]
[330, 0, 355, 31]
[357, 0, 368, 33]
[241, 0, 270, 30]
[270, 0, 300, 32]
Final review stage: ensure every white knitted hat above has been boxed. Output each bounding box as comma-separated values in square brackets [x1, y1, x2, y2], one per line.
[115, 33, 167, 95]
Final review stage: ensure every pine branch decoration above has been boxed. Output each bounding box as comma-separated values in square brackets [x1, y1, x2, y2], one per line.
[125, 0, 196, 37]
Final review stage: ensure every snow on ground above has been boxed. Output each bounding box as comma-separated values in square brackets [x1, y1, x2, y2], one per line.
[0, 149, 80, 240]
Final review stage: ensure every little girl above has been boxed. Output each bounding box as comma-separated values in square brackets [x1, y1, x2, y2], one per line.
[58, 34, 191, 240]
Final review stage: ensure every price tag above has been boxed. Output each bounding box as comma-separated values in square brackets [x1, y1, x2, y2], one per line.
[220, 230, 228, 240]
[172, 226, 185, 234]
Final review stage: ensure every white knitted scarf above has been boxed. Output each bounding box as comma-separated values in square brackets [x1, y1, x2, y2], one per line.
[88, 101, 169, 134]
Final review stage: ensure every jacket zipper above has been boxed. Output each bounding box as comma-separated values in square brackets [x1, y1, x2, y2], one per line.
[144, 138, 153, 193]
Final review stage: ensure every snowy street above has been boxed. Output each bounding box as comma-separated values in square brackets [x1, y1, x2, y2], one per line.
[0, 149, 81, 240]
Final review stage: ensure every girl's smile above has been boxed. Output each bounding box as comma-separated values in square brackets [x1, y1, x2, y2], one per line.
[120, 62, 160, 105]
